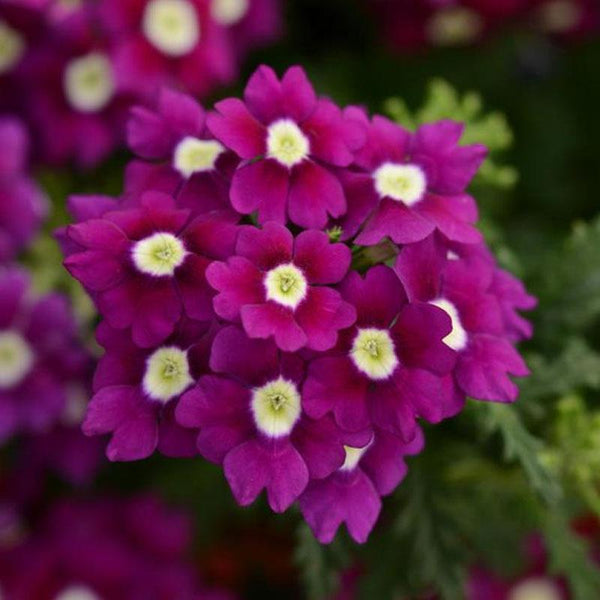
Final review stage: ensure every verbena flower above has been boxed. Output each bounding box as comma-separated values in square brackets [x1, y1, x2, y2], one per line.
[126, 87, 238, 214]
[303, 265, 457, 441]
[176, 325, 371, 512]
[339, 110, 486, 245]
[207, 64, 365, 228]
[395, 234, 531, 402]
[84, 319, 213, 461]
[206, 221, 356, 351]
[61, 64, 534, 543]
[299, 427, 424, 543]
[64, 192, 237, 347]
[0, 117, 47, 262]
[0, 494, 230, 599]
[0, 267, 90, 443]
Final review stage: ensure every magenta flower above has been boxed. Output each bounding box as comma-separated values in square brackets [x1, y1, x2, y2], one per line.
[207, 64, 366, 228]
[83, 318, 214, 461]
[176, 325, 370, 512]
[0, 117, 47, 262]
[299, 426, 424, 544]
[394, 234, 532, 402]
[206, 222, 356, 352]
[64, 191, 237, 347]
[126, 87, 238, 214]
[99, 0, 236, 100]
[213, 0, 282, 56]
[529, 0, 600, 40]
[0, 495, 218, 599]
[0, 267, 90, 443]
[303, 265, 457, 441]
[338, 111, 486, 245]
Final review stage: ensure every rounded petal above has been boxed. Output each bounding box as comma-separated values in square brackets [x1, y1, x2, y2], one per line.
[293, 230, 351, 284]
[235, 221, 293, 269]
[241, 302, 307, 352]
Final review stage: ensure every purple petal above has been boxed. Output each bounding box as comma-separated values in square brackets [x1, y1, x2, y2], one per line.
[230, 159, 289, 223]
[241, 302, 307, 352]
[355, 197, 435, 246]
[287, 161, 345, 229]
[293, 230, 351, 284]
[207, 98, 266, 159]
[235, 221, 293, 269]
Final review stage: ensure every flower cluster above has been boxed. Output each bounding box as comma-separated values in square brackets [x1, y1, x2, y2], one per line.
[0, 0, 281, 167]
[0, 117, 47, 263]
[367, 0, 599, 52]
[0, 494, 236, 599]
[63, 65, 535, 543]
[0, 266, 92, 445]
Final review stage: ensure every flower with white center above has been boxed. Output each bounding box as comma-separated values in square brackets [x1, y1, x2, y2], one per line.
[211, 0, 249, 25]
[266, 119, 310, 168]
[251, 377, 301, 438]
[373, 163, 427, 206]
[508, 578, 562, 600]
[340, 442, 371, 471]
[142, 0, 200, 57]
[537, 0, 580, 33]
[351, 328, 398, 380]
[143, 346, 193, 402]
[430, 298, 467, 351]
[0, 331, 34, 389]
[173, 136, 224, 177]
[132, 232, 187, 277]
[426, 6, 484, 46]
[54, 585, 101, 600]
[264, 263, 308, 309]
[63, 52, 115, 113]
[0, 20, 24, 74]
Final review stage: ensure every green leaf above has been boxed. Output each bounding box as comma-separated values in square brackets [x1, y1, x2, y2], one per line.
[479, 403, 562, 506]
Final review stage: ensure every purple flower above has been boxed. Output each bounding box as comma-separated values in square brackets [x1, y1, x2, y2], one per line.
[299, 426, 424, 544]
[176, 325, 370, 512]
[206, 222, 356, 352]
[0, 117, 47, 262]
[207, 64, 366, 228]
[338, 111, 486, 246]
[99, 0, 237, 100]
[0, 494, 221, 599]
[64, 191, 237, 347]
[213, 0, 282, 56]
[0, 266, 90, 443]
[83, 318, 214, 461]
[126, 87, 238, 214]
[394, 234, 532, 402]
[302, 265, 457, 441]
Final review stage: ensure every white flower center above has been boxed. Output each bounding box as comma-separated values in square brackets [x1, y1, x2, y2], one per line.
[0, 20, 25, 74]
[54, 585, 101, 600]
[340, 442, 371, 471]
[143, 346, 193, 402]
[266, 119, 310, 168]
[173, 136, 225, 178]
[537, 0, 580, 33]
[509, 578, 562, 600]
[426, 6, 484, 46]
[430, 298, 467, 351]
[350, 328, 398, 380]
[63, 52, 115, 113]
[251, 377, 301, 438]
[211, 0, 249, 25]
[0, 331, 34, 389]
[132, 232, 186, 277]
[373, 163, 427, 206]
[142, 0, 200, 57]
[264, 263, 308, 309]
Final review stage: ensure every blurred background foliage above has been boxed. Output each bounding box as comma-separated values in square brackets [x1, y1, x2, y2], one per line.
[23, 1, 600, 598]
